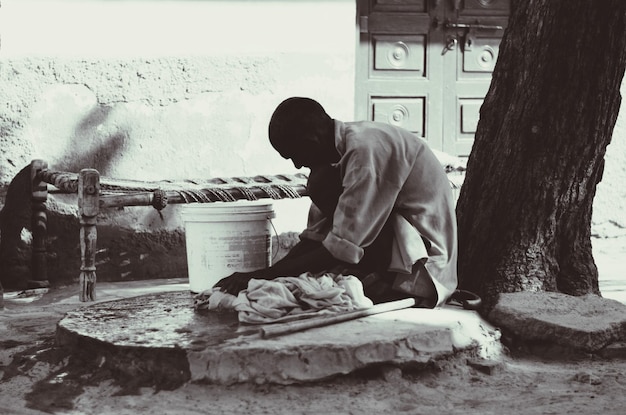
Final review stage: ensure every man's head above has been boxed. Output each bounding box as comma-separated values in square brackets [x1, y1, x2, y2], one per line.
[268, 97, 338, 169]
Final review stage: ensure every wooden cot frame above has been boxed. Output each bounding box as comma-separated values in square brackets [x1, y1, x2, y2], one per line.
[27, 159, 309, 302]
[26, 158, 464, 302]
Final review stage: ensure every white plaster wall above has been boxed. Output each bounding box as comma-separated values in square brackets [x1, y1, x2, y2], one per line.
[0, 0, 354, 58]
[0, 0, 357, 234]
[592, 81, 626, 237]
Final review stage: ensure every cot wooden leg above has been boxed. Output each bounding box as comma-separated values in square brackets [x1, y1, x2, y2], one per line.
[78, 169, 100, 301]
[29, 159, 50, 289]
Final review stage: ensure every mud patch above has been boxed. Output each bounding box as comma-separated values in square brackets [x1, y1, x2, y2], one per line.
[1, 332, 183, 413]
[0, 336, 85, 412]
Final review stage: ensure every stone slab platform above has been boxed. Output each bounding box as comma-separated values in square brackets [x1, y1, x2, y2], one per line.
[56, 291, 503, 385]
[489, 291, 626, 355]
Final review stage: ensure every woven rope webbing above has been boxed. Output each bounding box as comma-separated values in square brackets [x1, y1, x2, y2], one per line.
[38, 170, 309, 211]
[38, 168, 465, 208]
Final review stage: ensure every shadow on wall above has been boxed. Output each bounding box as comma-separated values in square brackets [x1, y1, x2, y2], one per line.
[54, 105, 127, 175]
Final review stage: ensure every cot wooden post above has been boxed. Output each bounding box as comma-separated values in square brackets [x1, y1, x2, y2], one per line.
[29, 159, 50, 288]
[78, 169, 100, 301]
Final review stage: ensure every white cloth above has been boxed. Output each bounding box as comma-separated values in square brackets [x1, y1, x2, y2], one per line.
[193, 272, 373, 324]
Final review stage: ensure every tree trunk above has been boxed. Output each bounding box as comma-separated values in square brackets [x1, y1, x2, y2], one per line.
[456, 0, 626, 311]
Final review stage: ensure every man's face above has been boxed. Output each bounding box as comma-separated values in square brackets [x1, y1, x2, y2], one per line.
[277, 134, 330, 169]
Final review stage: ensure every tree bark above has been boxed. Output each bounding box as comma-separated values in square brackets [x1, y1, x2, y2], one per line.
[456, 0, 626, 311]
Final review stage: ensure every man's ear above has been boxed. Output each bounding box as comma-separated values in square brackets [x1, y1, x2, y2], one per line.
[301, 131, 321, 145]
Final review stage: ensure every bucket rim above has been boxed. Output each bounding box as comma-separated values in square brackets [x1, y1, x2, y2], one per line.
[181, 201, 276, 221]
[181, 201, 274, 211]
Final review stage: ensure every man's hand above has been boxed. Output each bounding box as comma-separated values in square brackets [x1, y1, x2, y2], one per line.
[213, 272, 254, 295]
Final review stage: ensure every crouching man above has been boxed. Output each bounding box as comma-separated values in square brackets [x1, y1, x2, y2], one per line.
[215, 97, 457, 308]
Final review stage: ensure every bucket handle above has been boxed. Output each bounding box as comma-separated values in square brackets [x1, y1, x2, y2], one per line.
[269, 217, 280, 263]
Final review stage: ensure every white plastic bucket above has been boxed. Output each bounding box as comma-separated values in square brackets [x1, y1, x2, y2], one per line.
[181, 201, 275, 293]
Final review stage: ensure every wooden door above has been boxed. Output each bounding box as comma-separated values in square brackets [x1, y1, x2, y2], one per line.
[356, 0, 510, 157]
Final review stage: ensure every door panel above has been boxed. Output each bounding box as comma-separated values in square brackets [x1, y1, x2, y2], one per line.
[442, 0, 509, 156]
[356, 0, 509, 157]
[356, 0, 444, 147]
[373, 36, 426, 73]
[462, 34, 501, 74]
[372, 97, 425, 134]
[445, 27, 504, 155]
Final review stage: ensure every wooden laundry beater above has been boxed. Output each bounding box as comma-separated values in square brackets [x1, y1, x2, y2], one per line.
[256, 297, 416, 338]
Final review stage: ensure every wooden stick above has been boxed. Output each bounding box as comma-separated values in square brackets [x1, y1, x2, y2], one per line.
[260, 298, 416, 338]
[78, 169, 100, 302]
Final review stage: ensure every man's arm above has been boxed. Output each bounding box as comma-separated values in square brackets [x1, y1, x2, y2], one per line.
[213, 240, 342, 294]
